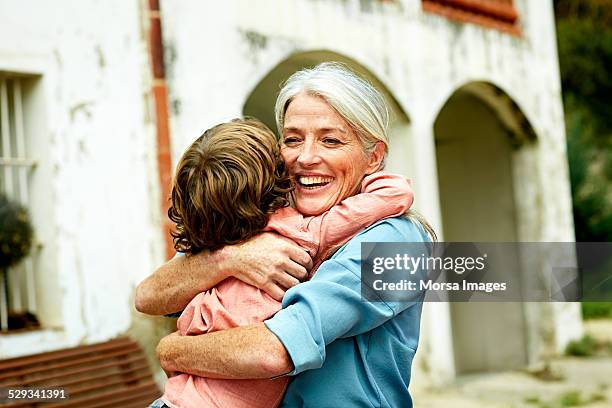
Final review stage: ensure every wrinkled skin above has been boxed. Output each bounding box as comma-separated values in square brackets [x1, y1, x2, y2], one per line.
[281, 93, 384, 216]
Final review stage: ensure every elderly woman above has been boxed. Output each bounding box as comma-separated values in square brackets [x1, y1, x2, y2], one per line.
[136, 62, 433, 407]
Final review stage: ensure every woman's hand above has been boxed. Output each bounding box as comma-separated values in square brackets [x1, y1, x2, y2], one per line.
[135, 233, 312, 315]
[224, 232, 312, 301]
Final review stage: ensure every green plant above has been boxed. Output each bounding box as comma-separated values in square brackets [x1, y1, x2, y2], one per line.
[560, 390, 582, 406]
[0, 193, 33, 269]
[565, 335, 597, 357]
[588, 392, 606, 403]
[582, 302, 612, 319]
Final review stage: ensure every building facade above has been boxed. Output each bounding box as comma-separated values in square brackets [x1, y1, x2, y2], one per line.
[0, 0, 581, 388]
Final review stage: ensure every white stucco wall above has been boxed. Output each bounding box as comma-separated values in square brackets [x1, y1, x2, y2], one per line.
[0, 0, 164, 357]
[161, 0, 574, 238]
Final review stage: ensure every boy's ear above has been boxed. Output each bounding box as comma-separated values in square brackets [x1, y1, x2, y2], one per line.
[365, 142, 386, 174]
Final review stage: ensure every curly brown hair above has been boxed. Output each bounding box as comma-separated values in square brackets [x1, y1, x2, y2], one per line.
[168, 119, 293, 254]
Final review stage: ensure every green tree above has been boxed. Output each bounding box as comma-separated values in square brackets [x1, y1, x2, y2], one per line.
[554, 0, 612, 241]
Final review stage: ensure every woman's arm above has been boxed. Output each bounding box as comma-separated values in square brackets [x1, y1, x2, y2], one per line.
[157, 324, 292, 379]
[135, 232, 313, 315]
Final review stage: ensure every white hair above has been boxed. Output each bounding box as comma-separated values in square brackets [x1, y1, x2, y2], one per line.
[274, 62, 390, 166]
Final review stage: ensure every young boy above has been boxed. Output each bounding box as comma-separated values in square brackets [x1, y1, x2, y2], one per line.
[157, 119, 414, 408]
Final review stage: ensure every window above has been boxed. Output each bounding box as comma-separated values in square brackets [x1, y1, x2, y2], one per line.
[422, 0, 520, 35]
[0, 75, 39, 332]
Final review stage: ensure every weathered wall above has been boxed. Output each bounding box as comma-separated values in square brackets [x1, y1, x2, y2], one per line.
[0, 0, 165, 357]
[161, 0, 574, 239]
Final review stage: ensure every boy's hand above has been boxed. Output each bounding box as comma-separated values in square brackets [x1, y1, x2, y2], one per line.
[223, 232, 312, 301]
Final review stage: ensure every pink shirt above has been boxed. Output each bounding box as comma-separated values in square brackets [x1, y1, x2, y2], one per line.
[161, 172, 414, 408]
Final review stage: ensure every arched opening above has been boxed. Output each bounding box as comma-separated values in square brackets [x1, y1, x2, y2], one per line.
[434, 81, 538, 373]
[243, 50, 413, 177]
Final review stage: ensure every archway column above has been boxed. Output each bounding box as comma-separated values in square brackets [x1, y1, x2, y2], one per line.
[418, 303, 456, 386]
[409, 119, 456, 385]
[409, 119, 443, 234]
[533, 126, 584, 356]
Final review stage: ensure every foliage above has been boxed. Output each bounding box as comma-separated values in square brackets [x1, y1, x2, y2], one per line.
[525, 389, 607, 407]
[582, 301, 612, 319]
[524, 395, 541, 404]
[559, 390, 582, 407]
[564, 333, 612, 357]
[0, 193, 33, 269]
[559, 389, 606, 407]
[565, 334, 597, 356]
[554, 0, 612, 242]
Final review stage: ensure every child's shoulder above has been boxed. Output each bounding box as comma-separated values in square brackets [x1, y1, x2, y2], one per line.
[271, 206, 301, 220]
[266, 207, 304, 231]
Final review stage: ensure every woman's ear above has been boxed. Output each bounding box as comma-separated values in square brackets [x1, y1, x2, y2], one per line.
[365, 141, 386, 174]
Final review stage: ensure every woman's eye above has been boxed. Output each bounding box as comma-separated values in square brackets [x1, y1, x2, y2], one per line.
[283, 137, 301, 145]
[323, 138, 341, 145]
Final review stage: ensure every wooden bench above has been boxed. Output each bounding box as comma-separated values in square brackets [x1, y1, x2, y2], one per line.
[0, 337, 161, 407]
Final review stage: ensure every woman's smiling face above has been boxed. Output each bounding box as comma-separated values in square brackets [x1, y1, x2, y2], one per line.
[281, 93, 382, 216]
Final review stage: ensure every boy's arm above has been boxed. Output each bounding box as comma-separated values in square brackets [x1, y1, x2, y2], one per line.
[309, 172, 414, 250]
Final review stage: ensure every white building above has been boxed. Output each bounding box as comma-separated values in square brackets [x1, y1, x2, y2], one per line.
[0, 0, 581, 388]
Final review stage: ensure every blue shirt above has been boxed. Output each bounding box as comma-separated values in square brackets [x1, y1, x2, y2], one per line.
[264, 217, 429, 408]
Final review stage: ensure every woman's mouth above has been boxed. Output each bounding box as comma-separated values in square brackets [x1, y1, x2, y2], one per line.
[297, 176, 334, 190]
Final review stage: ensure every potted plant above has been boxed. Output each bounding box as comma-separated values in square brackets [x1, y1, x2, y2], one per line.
[0, 193, 36, 330]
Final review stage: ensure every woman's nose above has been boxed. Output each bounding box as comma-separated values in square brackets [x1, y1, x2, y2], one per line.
[296, 141, 321, 166]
